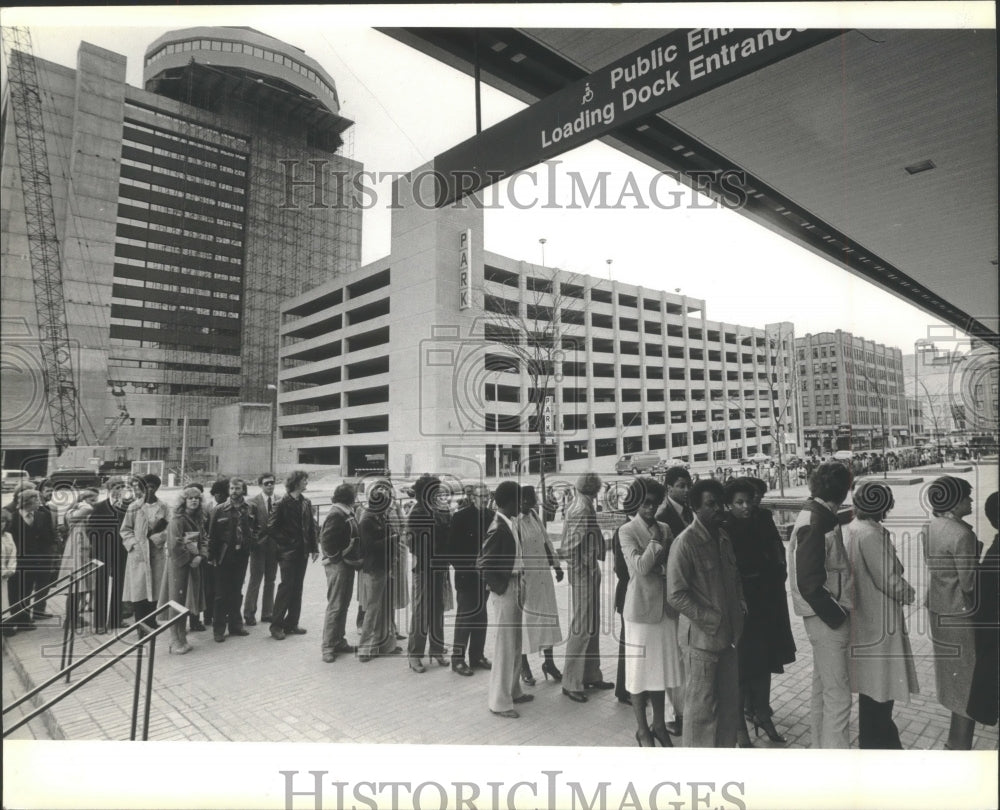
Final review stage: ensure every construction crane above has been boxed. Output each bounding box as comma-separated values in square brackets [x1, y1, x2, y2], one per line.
[2, 26, 81, 453]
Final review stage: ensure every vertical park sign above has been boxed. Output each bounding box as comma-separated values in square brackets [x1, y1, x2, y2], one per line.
[434, 28, 841, 206]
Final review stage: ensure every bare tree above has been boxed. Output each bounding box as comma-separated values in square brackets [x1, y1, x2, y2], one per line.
[483, 267, 586, 522]
[916, 378, 948, 468]
[728, 333, 797, 496]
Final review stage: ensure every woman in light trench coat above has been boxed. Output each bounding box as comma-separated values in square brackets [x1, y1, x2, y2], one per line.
[120, 474, 170, 632]
[845, 481, 919, 748]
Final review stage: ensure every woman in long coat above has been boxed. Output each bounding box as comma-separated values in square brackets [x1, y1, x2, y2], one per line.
[924, 475, 979, 749]
[120, 474, 170, 631]
[158, 486, 207, 654]
[845, 482, 919, 748]
[517, 486, 563, 682]
[724, 478, 796, 746]
[58, 489, 99, 628]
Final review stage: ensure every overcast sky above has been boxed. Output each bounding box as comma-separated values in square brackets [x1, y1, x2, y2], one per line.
[3, 3, 994, 353]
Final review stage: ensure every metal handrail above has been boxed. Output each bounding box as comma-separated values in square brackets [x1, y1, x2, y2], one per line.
[0, 558, 104, 620]
[2, 601, 189, 740]
[1, 558, 105, 684]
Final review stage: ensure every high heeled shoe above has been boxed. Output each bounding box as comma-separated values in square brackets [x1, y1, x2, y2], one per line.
[635, 729, 655, 747]
[736, 721, 754, 748]
[753, 717, 787, 744]
[651, 725, 674, 748]
[521, 660, 536, 686]
[541, 660, 562, 682]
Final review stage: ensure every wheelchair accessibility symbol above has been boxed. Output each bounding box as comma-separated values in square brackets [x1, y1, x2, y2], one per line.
[581, 83, 594, 104]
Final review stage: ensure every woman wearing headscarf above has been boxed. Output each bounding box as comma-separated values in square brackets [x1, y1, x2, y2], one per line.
[58, 488, 100, 629]
[159, 486, 208, 654]
[517, 485, 563, 684]
[845, 481, 919, 748]
[924, 475, 979, 749]
[618, 477, 682, 747]
[357, 479, 404, 661]
[724, 478, 796, 746]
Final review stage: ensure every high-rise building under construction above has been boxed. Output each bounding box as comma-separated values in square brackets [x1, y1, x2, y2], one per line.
[1, 27, 362, 474]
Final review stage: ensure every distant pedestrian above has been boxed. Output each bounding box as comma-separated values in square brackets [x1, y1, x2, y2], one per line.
[268, 470, 318, 640]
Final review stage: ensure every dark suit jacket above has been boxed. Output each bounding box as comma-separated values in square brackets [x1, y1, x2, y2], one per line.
[477, 515, 518, 595]
[449, 504, 495, 590]
[655, 499, 689, 538]
[8, 506, 58, 557]
[247, 493, 271, 546]
[268, 493, 317, 555]
[87, 499, 128, 568]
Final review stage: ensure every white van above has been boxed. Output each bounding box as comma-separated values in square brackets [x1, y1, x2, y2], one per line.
[1, 470, 30, 492]
[614, 453, 661, 474]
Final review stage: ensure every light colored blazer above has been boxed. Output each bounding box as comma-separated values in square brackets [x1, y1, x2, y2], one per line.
[618, 514, 674, 624]
[923, 515, 978, 615]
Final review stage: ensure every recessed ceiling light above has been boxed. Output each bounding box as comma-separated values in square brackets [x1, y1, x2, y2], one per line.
[904, 159, 936, 175]
[510, 52, 527, 63]
[491, 41, 507, 52]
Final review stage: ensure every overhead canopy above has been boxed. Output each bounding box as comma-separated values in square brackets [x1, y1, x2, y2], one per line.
[381, 28, 998, 347]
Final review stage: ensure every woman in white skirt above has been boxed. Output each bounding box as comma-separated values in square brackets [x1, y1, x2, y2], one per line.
[619, 478, 684, 747]
[517, 486, 564, 683]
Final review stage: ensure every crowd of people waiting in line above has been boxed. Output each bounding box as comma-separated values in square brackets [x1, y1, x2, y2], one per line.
[1, 463, 997, 749]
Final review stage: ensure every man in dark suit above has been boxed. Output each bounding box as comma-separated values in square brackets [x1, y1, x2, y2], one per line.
[478, 481, 532, 718]
[6, 487, 58, 629]
[268, 470, 318, 640]
[448, 483, 495, 676]
[88, 476, 131, 633]
[243, 473, 277, 626]
[656, 467, 694, 537]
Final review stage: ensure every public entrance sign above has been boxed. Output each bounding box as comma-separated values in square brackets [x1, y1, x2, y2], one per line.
[435, 28, 840, 206]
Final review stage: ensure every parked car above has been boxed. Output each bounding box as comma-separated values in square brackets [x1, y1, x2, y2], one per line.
[1, 469, 30, 492]
[614, 453, 661, 474]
